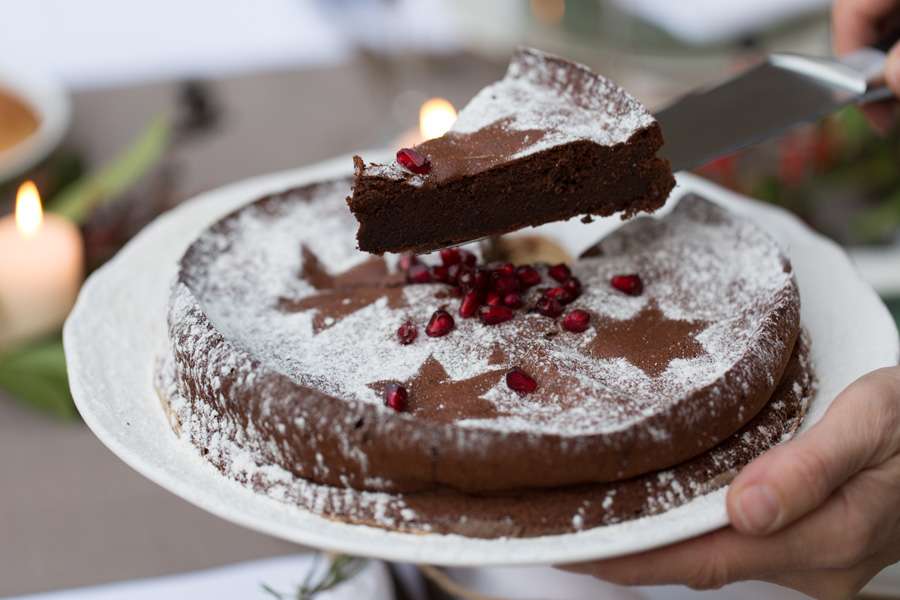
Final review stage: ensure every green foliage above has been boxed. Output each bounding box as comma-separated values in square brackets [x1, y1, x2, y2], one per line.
[50, 116, 171, 224]
[0, 336, 76, 419]
[261, 554, 368, 600]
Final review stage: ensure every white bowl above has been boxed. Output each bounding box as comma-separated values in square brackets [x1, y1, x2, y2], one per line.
[0, 63, 70, 183]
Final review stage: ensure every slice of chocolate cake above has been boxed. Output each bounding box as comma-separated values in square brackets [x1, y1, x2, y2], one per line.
[348, 47, 676, 254]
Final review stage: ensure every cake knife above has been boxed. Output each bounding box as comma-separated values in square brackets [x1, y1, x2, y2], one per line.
[656, 30, 900, 172]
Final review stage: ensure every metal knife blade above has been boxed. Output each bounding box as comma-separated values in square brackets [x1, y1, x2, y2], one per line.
[656, 49, 893, 172]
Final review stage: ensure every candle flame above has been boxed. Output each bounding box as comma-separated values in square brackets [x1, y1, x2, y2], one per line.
[15, 181, 43, 238]
[419, 98, 457, 141]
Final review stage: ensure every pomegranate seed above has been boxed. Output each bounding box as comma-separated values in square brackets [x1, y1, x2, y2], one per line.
[459, 290, 480, 318]
[548, 263, 571, 283]
[485, 291, 502, 307]
[562, 309, 591, 333]
[494, 263, 515, 276]
[492, 273, 519, 294]
[535, 296, 564, 318]
[426, 309, 455, 337]
[506, 368, 537, 394]
[440, 248, 461, 266]
[473, 269, 490, 291]
[457, 267, 476, 290]
[397, 321, 418, 344]
[447, 263, 462, 284]
[384, 384, 408, 411]
[563, 276, 582, 299]
[406, 264, 432, 284]
[460, 249, 477, 267]
[610, 273, 644, 296]
[503, 293, 523, 309]
[396, 147, 431, 175]
[430, 265, 450, 284]
[545, 286, 574, 305]
[480, 305, 514, 325]
[516, 265, 542, 288]
[398, 253, 419, 272]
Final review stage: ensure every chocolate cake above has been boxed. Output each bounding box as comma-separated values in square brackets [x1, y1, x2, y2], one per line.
[348, 48, 676, 254]
[157, 177, 811, 538]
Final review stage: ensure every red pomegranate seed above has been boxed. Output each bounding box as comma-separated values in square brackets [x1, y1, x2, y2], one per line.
[457, 267, 476, 290]
[485, 291, 502, 307]
[397, 321, 418, 344]
[545, 286, 574, 305]
[494, 263, 515, 276]
[440, 248, 461, 266]
[430, 265, 450, 284]
[460, 249, 477, 267]
[492, 273, 519, 294]
[610, 273, 644, 296]
[398, 253, 420, 272]
[535, 296, 564, 318]
[562, 309, 591, 333]
[516, 265, 542, 288]
[480, 305, 514, 325]
[473, 269, 490, 291]
[447, 263, 462, 284]
[564, 276, 582, 299]
[459, 290, 480, 318]
[384, 383, 408, 411]
[426, 309, 455, 337]
[503, 293, 523, 309]
[396, 148, 431, 175]
[506, 368, 537, 394]
[548, 263, 571, 283]
[406, 263, 432, 284]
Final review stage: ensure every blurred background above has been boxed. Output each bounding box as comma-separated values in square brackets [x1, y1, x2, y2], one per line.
[1, 0, 898, 598]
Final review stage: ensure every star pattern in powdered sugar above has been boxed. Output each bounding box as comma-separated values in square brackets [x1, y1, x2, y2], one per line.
[277, 245, 405, 334]
[586, 301, 708, 377]
[369, 355, 505, 423]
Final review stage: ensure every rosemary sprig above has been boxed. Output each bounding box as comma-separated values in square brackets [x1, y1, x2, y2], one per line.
[261, 554, 368, 600]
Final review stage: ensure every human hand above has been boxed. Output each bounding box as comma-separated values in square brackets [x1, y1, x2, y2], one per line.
[833, 0, 900, 131]
[562, 366, 900, 599]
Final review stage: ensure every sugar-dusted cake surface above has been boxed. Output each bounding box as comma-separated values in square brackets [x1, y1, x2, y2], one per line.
[163, 177, 802, 496]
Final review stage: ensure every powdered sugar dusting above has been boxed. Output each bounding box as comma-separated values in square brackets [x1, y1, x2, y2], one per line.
[365, 47, 655, 183]
[172, 181, 797, 439]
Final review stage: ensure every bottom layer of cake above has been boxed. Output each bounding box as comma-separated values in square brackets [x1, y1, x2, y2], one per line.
[156, 333, 813, 539]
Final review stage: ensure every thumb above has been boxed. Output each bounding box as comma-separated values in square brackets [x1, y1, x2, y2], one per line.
[886, 41, 900, 98]
[727, 368, 900, 535]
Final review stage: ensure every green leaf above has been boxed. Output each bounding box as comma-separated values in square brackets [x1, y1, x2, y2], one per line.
[0, 336, 77, 420]
[49, 115, 171, 224]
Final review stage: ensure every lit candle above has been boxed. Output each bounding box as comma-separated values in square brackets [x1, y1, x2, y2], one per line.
[396, 97, 458, 147]
[0, 181, 84, 349]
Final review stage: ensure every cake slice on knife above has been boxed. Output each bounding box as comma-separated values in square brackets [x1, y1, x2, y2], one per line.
[347, 47, 676, 254]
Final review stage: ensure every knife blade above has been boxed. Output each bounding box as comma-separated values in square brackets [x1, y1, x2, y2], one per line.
[656, 46, 895, 172]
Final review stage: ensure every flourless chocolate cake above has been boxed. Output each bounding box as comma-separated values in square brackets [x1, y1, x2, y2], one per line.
[347, 48, 676, 254]
[157, 177, 813, 537]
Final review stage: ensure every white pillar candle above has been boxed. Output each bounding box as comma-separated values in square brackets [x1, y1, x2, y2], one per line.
[0, 181, 83, 350]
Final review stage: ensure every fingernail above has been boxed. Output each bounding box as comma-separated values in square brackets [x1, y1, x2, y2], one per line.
[734, 484, 780, 533]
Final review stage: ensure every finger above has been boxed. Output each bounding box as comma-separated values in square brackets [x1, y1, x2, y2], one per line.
[560, 526, 806, 590]
[860, 101, 898, 135]
[832, 0, 898, 54]
[728, 368, 900, 535]
[886, 38, 900, 96]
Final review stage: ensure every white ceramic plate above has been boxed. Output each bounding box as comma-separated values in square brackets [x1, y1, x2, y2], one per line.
[64, 158, 899, 566]
[0, 62, 70, 183]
